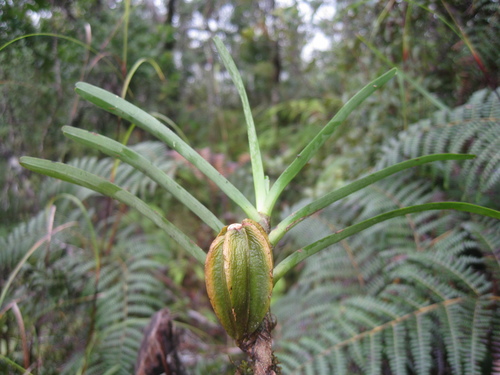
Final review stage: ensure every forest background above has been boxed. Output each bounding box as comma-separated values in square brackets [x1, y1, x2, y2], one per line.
[1, 0, 500, 374]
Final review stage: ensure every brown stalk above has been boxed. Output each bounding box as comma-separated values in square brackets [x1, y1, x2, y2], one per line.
[11, 302, 30, 369]
[237, 314, 280, 375]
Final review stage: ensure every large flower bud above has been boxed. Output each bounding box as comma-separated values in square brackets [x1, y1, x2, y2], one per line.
[205, 219, 273, 341]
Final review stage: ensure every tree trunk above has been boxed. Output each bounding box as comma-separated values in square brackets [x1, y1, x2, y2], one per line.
[164, 0, 177, 50]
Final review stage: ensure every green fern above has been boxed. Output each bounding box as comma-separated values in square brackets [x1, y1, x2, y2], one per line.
[83, 240, 168, 375]
[273, 89, 500, 374]
[0, 142, 187, 374]
[376, 88, 500, 204]
[0, 209, 52, 270]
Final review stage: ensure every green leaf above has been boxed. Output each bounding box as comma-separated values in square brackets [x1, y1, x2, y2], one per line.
[62, 126, 224, 232]
[0, 354, 34, 375]
[150, 112, 189, 144]
[19, 157, 207, 264]
[74, 82, 260, 222]
[273, 202, 500, 283]
[269, 153, 475, 245]
[213, 37, 267, 212]
[121, 58, 165, 99]
[264, 68, 398, 216]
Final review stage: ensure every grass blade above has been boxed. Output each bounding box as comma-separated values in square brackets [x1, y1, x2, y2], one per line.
[150, 112, 190, 144]
[213, 37, 267, 212]
[19, 157, 207, 264]
[273, 202, 500, 283]
[264, 68, 398, 215]
[357, 34, 448, 111]
[269, 153, 475, 245]
[62, 126, 224, 232]
[0, 354, 34, 375]
[74, 82, 260, 222]
[120, 57, 165, 99]
[0, 33, 119, 75]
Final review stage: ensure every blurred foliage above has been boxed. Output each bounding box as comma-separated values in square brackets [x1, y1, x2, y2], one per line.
[1, 0, 499, 373]
[273, 89, 500, 374]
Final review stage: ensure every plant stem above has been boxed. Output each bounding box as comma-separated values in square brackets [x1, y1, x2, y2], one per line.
[122, 0, 130, 71]
[237, 315, 279, 375]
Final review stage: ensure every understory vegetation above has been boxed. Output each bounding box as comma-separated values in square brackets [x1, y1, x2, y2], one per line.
[1, 0, 499, 374]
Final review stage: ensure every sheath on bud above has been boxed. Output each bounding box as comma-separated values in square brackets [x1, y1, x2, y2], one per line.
[205, 219, 273, 341]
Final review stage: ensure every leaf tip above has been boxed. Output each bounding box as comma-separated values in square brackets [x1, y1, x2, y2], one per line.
[19, 156, 37, 170]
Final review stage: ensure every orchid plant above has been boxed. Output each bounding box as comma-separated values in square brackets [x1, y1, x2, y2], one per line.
[19, 37, 500, 374]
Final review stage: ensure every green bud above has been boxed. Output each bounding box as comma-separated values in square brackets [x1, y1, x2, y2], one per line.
[205, 219, 273, 341]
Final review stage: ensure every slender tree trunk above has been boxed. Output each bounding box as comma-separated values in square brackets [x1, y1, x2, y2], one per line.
[268, 0, 281, 107]
[164, 0, 177, 50]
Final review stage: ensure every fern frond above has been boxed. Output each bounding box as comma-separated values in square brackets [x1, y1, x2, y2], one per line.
[438, 302, 464, 375]
[0, 210, 51, 270]
[406, 252, 491, 296]
[492, 300, 500, 375]
[275, 88, 499, 373]
[463, 297, 494, 375]
[409, 313, 432, 375]
[3, 200, 174, 375]
[84, 238, 169, 375]
[385, 323, 408, 375]
[375, 89, 500, 203]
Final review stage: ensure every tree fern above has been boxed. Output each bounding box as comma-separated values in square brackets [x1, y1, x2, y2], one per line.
[83, 239, 167, 375]
[274, 89, 499, 374]
[376, 88, 500, 203]
[492, 302, 500, 375]
[0, 209, 53, 270]
[0, 142, 190, 374]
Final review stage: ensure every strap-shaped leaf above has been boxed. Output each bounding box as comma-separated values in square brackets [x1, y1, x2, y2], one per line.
[213, 37, 267, 212]
[62, 126, 224, 232]
[273, 202, 500, 283]
[74, 82, 260, 222]
[264, 68, 398, 215]
[269, 153, 475, 245]
[20, 156, 207, 264]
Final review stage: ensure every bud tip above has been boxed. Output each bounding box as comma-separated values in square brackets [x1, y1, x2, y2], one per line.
[227, 223, 243, 231]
